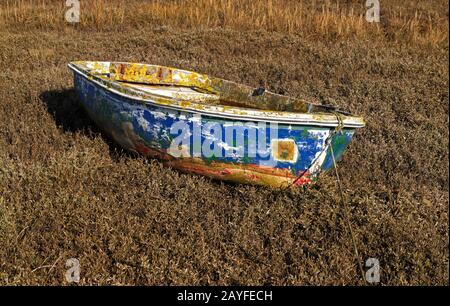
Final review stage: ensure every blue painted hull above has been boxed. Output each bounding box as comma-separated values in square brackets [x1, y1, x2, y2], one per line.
[68, 60, 364, 187]
[73, 72, 355, 187]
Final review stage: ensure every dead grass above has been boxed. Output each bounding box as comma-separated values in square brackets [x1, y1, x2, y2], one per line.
[0, 0, 448, 46]
[0, 1, 448, 285]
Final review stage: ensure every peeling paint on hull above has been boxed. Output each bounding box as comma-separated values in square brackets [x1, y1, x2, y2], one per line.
[69, 61, 364, 188]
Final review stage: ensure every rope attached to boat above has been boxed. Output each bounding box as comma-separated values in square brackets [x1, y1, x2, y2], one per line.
[289, 112, 366, 284]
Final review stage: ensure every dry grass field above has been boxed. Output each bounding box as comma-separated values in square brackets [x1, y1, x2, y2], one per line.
[0, 0, 448, 285]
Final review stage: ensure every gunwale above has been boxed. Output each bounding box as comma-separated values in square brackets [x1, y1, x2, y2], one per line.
[68, 61, 365, 128]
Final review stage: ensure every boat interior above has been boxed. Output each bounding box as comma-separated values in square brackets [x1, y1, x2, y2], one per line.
[71, 61, 354, 116]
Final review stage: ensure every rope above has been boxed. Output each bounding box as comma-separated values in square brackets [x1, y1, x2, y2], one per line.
[330, 144, 366, 284]
[328, 113, 366, 284]
[288, 112, 366, 283]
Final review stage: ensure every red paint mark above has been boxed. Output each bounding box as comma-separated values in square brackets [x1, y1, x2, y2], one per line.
[294, 176, 312, 185]
[221, 169, 232, 175]
[157, 68, 164, 80]
[119, 64, 126, 75]
[246, 173, 259, 181]
[293, 171, 312, 185]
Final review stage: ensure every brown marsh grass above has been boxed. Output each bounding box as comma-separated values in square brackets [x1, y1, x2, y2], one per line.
[0, 0, 448, 46]
[0, 0, 448, 285]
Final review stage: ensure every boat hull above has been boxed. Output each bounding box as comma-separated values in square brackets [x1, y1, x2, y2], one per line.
[72, 70, 356, 188]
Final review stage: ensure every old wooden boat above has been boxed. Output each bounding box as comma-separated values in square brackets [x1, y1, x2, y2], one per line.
[68, 61, 365, 188]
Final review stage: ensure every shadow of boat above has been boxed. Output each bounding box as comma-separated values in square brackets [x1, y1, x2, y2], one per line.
[39, 89, 132, 159]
